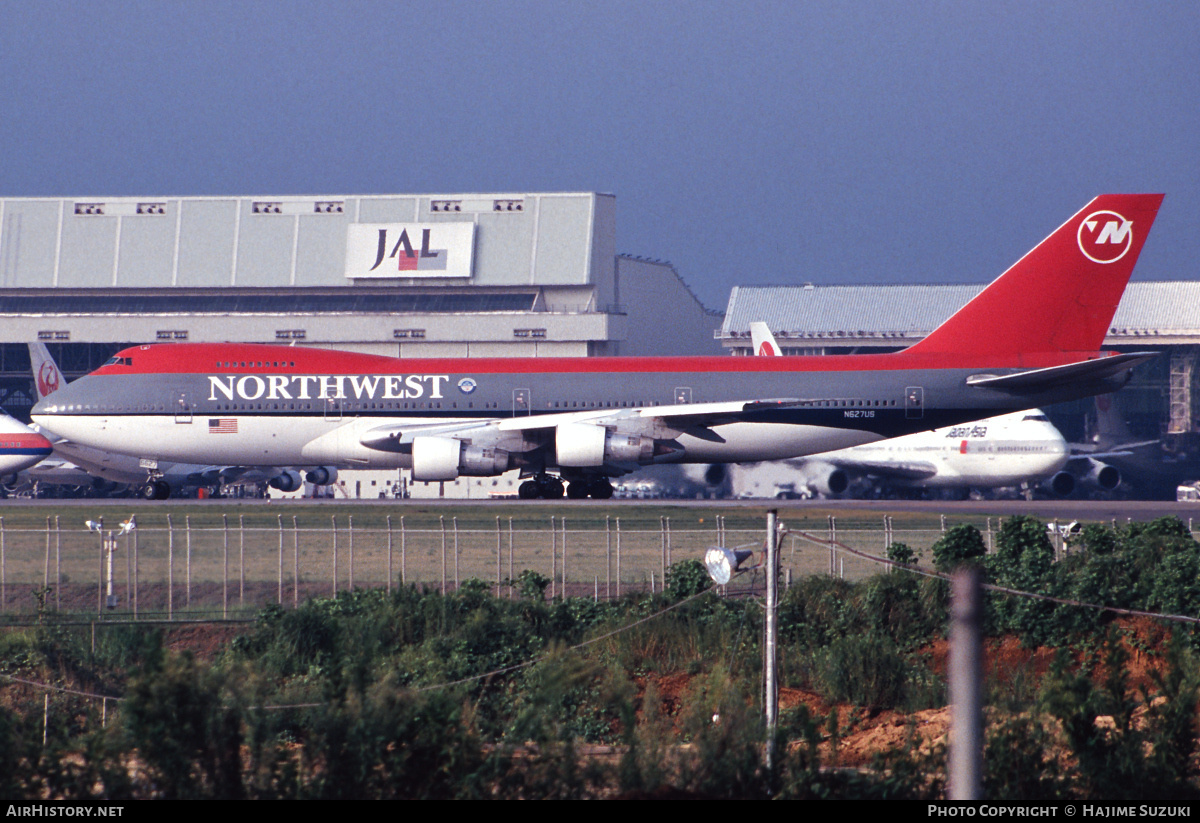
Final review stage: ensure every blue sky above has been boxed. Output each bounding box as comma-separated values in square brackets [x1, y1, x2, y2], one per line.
[1, 0, 1196, 309]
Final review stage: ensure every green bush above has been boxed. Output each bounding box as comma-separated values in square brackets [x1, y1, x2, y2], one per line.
[931, 524, 987, 572]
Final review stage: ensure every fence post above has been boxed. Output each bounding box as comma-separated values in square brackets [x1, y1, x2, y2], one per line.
[453, 516, 459, 591]
[186, 515, 192, 607]
[439, 515, 447, 594]
[495, 516, 501, 590]
[561, 517, 567, 596]
[1, 517, 5, 612]
[507, 517, 513, 598]
[167, 514, 174, 619]
[93, 517, 102, 614]
[605, 516, 612, 600]
[828, 515, 835, 577]
[659, 516, 666, 592]
[550, 516, 557, 600]
[666, 517, 672, 570]
[55, 517, 61, 611]
[332, 515, 338, 596]
[122, 521, 130, 614]
[46, 516, 52, 591]
[401, 515, 407, 586]
[292, 516, 299, 607]
[133, 526, 139, 619]
[222, 514, 228, 619]
[239, 515, 245, 606]
[616, 517, 622, 598]
[388, 515, 394, 594]
[348, 515, 354, 590]
[277, 515, 284, 605]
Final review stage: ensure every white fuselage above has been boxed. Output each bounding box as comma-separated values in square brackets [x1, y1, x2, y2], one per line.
[815, 411, 1069, 488]
[723, 410, 1069, 498]
[34, 411, 887, 470]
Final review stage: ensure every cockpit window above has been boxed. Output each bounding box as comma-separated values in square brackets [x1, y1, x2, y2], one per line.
[103, 356, 133, 367]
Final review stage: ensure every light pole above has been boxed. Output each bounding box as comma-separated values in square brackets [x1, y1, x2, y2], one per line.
[703, 510, 785, 772]
[86, 516, 136, 611]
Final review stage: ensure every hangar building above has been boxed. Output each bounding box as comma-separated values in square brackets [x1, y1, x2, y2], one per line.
[0, 192, 720, 420]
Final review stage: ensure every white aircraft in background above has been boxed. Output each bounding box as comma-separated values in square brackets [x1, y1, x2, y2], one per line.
[0, 413, 54, 489]
[723, 324, 1074, 498]
[765, 409, 1072, 498]
[28, 343, 340, 499]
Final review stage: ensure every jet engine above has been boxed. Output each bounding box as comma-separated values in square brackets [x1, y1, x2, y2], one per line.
[1042, 471, 1077, 497]
[305, 466, 338, 486]
[411, 436, 510, 481]
[804, 463, 850, 497]
[1082, 459, 1121, 491]
[268, 469, 304, 492]
[555, 422, 655, 467]
[91, 477, 121, 495]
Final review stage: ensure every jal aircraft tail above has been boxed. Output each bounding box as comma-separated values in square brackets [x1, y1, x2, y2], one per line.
[29, 342, 66, 401]
[906, 194, 1164, 357]
[749, 322, 782, 356]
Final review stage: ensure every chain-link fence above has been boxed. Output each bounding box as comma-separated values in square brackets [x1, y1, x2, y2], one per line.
[0, 512, 1047, 619]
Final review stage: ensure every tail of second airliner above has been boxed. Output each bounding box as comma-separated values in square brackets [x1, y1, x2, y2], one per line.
[906, 194, 1164, 357]
[750, 322, 782, 356]
[29, 342, 66, 401]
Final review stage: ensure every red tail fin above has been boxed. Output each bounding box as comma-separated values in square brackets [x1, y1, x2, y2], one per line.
[907, 194, 1164, 356]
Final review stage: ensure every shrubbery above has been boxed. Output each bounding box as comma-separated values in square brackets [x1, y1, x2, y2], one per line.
[5, 518, 1200, 798]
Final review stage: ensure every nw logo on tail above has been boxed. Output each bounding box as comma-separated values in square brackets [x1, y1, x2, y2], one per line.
[1078, 210, 1133, 264]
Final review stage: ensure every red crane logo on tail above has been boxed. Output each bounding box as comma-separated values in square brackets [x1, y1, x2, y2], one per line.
[37, 361, 60, 397]
[1077, 210, 1133, 264]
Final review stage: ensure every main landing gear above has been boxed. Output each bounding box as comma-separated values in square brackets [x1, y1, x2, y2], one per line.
[140, 479, 171, 500]
[518, 474, 614, 500]
[518, 474, 563, 499]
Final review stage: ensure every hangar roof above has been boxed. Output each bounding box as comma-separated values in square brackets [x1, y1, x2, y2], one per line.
[721, 282, 1200, 343]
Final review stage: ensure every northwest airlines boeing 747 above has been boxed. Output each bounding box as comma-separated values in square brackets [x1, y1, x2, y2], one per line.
[31, 194, 1163, 499]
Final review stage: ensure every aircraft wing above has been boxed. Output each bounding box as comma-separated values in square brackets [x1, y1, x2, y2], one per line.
[820, 458, 939, 482]
[359, 398, 809, 453]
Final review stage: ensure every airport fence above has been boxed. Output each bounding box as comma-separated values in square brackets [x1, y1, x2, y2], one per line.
[0, 513, 1056, 620]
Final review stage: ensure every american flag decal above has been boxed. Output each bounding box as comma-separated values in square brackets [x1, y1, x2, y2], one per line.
[208, 418, 238, 434]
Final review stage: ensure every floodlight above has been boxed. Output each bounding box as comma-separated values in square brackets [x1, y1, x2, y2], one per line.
[704, 546, 756, 585]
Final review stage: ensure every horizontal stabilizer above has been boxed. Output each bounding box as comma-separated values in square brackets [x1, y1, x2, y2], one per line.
[965, 352, 1157, 392]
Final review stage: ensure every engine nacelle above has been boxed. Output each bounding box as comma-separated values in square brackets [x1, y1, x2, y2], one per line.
[411, 436, 510, 481]
[556, 422, 655, 467]
[1082, 459, 1121, 491]
[806, 463, 849, 497]
[305, 466, 338, 486]
[1043, 471, 1077, 497]
[269, 469, 304, 492]
[91, 477, 120, 494]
